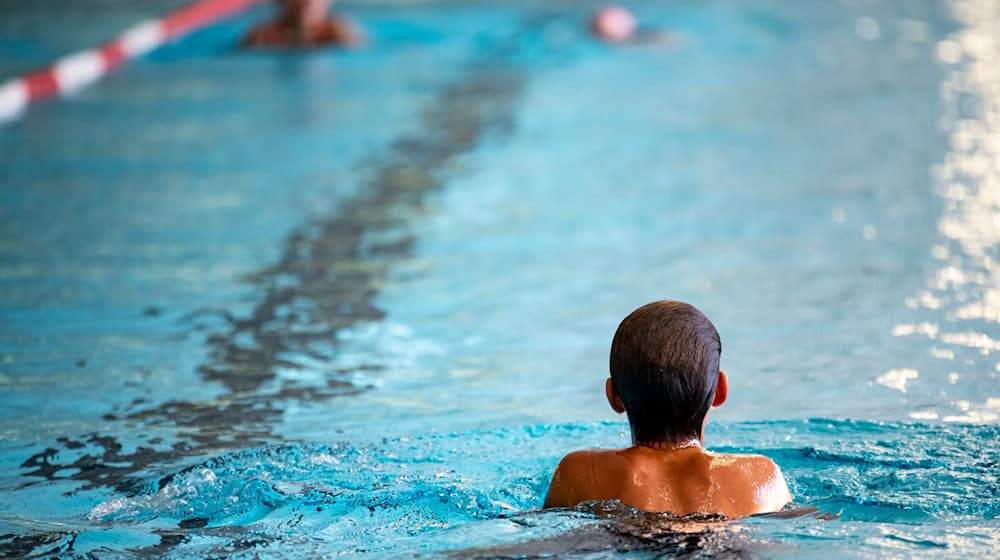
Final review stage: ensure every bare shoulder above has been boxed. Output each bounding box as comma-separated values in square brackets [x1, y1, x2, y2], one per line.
[551, 449, 603, 488]
[558, 449, 597, 468]
[708, 451, 778, 472]
[736, 453, 782, 473]
[710, 452, 792, 513]
[557, 448, 625, 471]
[544, 449, 621, 509]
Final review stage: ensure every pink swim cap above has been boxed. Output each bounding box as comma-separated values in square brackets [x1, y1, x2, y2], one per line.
[591, 5, 638, 42]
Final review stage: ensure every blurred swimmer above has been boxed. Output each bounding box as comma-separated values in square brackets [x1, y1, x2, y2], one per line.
[589, 5, 669, 45]
[590, 5, 637, 42]
[244, 0, 362, 47]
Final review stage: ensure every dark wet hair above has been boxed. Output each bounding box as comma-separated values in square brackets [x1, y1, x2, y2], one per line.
[609, 300, 722, 444]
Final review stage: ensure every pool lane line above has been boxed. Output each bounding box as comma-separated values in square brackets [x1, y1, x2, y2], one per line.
[0, 0, 263, 124]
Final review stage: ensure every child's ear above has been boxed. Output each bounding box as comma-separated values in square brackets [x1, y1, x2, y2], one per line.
[605, 377, 626, 413]
[712, 371, 729, 407]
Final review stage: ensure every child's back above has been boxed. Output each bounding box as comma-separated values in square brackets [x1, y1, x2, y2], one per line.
[544, 300, 791, 517]
[545, 446, 789, 517]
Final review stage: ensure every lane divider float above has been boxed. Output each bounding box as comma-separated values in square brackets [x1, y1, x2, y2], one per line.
[0, 0, 262, 124]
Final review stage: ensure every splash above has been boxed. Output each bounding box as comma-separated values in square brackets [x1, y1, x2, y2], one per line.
[75, 420, 1000, 557]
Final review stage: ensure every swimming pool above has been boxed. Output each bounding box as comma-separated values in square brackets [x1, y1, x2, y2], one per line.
[1, 0, 998, 557]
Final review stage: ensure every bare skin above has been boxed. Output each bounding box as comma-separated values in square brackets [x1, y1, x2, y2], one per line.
[243, 0, 361, 48]
[589, 5, 673, 47]
[544, 372, 792, 517]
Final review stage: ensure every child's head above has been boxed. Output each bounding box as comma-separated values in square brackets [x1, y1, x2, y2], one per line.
[607, 300, 725, 444]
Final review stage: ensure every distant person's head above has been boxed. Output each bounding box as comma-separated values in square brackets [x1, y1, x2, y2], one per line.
[279, 0, 331, 24]
[590, 5, 637, 42]
[607, 300, 727, 444]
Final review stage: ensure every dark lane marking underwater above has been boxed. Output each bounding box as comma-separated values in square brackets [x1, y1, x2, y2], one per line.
[5, 29, 531, 558]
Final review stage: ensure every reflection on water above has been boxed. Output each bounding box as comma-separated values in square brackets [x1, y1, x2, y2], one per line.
[892, 0, 1000, 424]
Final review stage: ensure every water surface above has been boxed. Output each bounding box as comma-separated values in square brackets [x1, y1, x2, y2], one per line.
[1, 0, 998, 557]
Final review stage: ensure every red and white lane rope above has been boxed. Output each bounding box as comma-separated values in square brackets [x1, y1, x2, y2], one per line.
[0, 0, 261, 124]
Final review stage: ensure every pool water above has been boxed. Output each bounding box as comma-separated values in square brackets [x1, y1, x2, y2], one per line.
[1, 0, 998, 557]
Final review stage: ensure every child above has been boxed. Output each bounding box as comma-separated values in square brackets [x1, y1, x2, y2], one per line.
[544, 300, 792, 517]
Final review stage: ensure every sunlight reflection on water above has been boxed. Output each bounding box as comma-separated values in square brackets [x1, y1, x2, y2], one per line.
[893, 0, 1000, 424]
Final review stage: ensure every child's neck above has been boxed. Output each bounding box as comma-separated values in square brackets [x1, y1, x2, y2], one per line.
[633, 438, 701, 451]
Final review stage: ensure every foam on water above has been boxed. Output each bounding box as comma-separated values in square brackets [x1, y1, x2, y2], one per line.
[66, 420, 998, 557]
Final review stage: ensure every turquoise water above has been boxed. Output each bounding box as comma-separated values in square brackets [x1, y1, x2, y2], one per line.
[1, 0, 998, 557]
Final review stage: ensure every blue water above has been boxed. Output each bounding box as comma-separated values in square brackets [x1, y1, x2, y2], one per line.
[1, 0, 998, 557]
